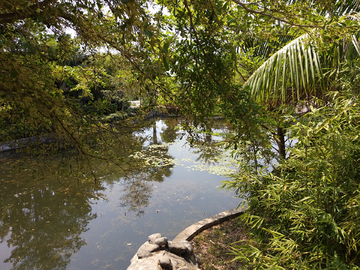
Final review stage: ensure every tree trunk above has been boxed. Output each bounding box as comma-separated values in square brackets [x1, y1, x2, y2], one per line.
[153, 123, 157, 144]
[277, 126, 286, 160]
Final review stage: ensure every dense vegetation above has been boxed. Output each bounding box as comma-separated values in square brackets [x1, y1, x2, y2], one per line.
[2, 0, 360, 268]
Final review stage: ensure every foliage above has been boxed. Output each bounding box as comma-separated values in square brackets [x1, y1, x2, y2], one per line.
[130, 143, 175, 168]
[155, 0, 360, 164]
[208, 2, 360, 268]
[244, 33, 323, 104]
[0, 0, 169, 180]
[223, 92, 360, 268]
[2, 1, 360, 268]
[1, 0, 358, 167]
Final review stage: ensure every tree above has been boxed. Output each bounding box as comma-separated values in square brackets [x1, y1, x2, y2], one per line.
[214, 2, 360, 268]
[0, 0, 167, 180]
[240, 3, 360, 159]
[2, 0, 360, 174]
[158, 0, 360, 163]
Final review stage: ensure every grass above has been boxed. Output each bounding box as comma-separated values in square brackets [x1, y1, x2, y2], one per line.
[190, 218, 251, 270]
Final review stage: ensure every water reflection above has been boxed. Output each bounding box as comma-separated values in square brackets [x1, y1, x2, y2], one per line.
[119, 163, 174, 217]
[185, 120, 230, 166]
[160, 118, 182, 143]
[0, 175, 99, 270]
[118, 119, 178, 216]
[0, 118, 238, 270]
[119, 174, 152, 217]
[189, 136, 223, 165]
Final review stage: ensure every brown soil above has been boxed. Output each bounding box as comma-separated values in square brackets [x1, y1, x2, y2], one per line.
[190, 218, 250, 270]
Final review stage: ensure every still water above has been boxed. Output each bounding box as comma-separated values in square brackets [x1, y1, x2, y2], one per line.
[0, 118, 241, 270]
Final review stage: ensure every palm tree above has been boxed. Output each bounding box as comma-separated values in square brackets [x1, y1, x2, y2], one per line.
[240, 4, 360, 160]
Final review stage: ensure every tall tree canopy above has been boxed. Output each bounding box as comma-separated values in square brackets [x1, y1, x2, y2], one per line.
[1, 0, 360, 169]
[0, 0, 163, 179]
[158, 0, 360, 160]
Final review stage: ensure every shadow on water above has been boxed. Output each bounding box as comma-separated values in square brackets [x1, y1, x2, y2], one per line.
[0, 117, 239, 270]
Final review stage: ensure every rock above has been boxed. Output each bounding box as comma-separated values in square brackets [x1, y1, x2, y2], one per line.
[137, 242, 160, 259]
[148, 233, 162, 244]
[127, 257, 162, 270]
[168, 241, 193, 256]
[129, 251, 198, 270]
[181, 241, 193, 255]
[158, 256, 172, 269]
[128, 234, 199, 270]
[155, 237, 168, 247]
[195, 255, 203, 265]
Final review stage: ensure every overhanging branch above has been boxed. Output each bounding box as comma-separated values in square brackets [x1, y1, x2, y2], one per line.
[0, 0, 57, 24]
[232, 0, 318, 29]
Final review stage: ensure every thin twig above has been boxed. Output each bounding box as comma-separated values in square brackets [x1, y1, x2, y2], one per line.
[232, 0, 319, 29]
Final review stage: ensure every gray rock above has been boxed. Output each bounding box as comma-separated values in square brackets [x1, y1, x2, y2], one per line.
[155, 237, 168, 247]
[168, 241, 192, 256]
[128, 234, 199, 270]
[137, 242, 160, 259]
[128, 251, 198, 270]
[181, 241, 193, 255]
[169, 240, 193, 256]
[195, 255, 203, 265]
[158, 256, 172, 269]
[127, 257, 162, 270]
[148, 233, 162, 244]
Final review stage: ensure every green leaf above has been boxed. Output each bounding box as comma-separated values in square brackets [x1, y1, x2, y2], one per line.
[11, 70, 18, 78]
[163, 42, 170, 53]
[352, 35, 360, 55]
[245, 33, 322, 104]
[163, 57, 169, 71]
[144, 29, 153, 38]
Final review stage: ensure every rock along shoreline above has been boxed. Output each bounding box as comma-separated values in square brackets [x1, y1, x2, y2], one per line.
[127, 207, 247, 270]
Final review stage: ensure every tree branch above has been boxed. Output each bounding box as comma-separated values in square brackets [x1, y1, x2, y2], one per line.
[183, 0, 202, 65]
[235, 66, 246, 81]
[0, 0, 57, 24]
[232, 0, 318, 29]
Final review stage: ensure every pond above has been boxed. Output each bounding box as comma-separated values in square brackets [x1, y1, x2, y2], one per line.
[0, 118, 242, 270]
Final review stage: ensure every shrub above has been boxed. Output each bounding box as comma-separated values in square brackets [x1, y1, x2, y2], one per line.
[224, 94, 360, 269]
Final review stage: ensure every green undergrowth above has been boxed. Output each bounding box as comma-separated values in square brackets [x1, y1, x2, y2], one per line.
[223, 94, 360, 269]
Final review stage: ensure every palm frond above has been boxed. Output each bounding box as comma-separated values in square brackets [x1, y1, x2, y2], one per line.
[352, 35, 360, 56]
[338, 0, 360, 15]
[348, 13, 360, 56]
[244, 34, 323, 104]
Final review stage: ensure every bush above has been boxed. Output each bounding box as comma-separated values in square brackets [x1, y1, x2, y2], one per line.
[225, 94, 360, 269]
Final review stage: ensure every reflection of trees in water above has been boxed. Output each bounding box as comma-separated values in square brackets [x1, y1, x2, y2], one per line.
[184, 120, 231, 166]
[153, 122, 157, 144]
[119, 150, 174, 217]
[193, 144, 223, 165]
[118, 118, 230, 216]
[141, 118, 181, 145]
[160, 118, 182, 143]
[0, 118, 230, 269]
[119, 173, 152, 217]
[189, 132, 224, 166]
[0, 175, 99, 270]
[177, 119, 231, 165]
[118, 119, 180, 216]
